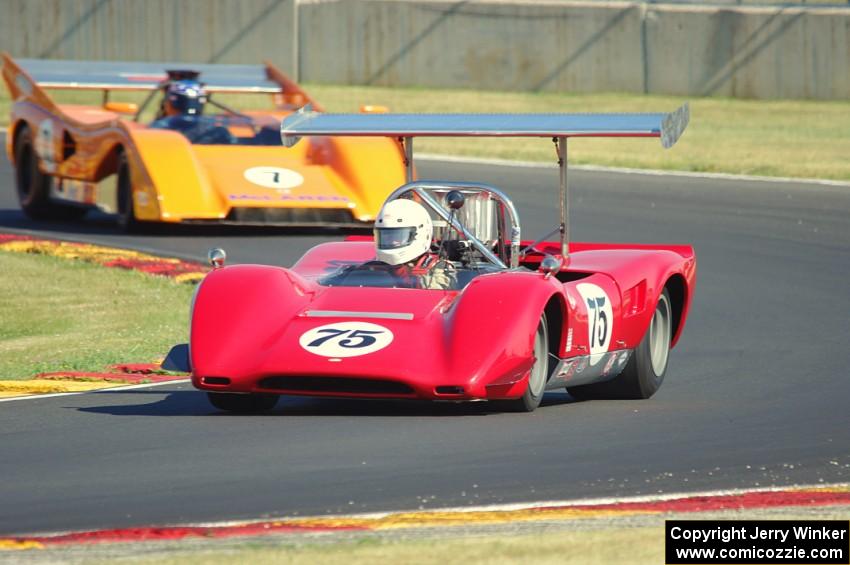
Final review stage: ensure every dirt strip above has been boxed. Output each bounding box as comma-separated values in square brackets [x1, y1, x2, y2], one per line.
[0, 379, 128, 398]
[2, 484, 847, 551]
[0, 363, 187, 398]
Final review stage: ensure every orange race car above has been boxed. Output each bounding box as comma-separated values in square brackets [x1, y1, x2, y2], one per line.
[1, 54, 406, 229]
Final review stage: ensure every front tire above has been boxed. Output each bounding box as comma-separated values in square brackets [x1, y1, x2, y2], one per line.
[14, 126, 87, 221]
[503, 315, 550, 412]
[207, 392, 279, 413]
[116, 150, 140, 232]
[568, 288, 672, 400]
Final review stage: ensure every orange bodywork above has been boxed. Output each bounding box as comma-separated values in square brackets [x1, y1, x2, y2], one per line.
[2, 54, 406, 226]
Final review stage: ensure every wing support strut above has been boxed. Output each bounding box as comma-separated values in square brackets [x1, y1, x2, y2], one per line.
[556, 136, 569, 260]
[400, 136, 414, 183]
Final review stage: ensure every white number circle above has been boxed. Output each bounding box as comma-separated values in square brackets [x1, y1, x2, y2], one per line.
[576, 283, 614, 365]
[299, 322, 394, 358]
[244, 166, 304, 190]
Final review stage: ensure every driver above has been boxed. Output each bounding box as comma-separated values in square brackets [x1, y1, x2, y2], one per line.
[150, 80, 235, 144]
[326, 199, 457, 290]
[154, 79, 207, 121]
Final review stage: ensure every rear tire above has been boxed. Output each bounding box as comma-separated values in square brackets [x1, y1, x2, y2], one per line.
[502, 315, 549, 412]
[14, 126, 87, 221]
[207, 392, 279, 413]
[568, 288, 672, 400]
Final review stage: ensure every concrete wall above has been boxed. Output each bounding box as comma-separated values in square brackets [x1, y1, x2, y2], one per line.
[646, 4, 850, 99]
[0, 0, 297, 73]
[298, 1, 646, 94]
[1, 0, 848, 99]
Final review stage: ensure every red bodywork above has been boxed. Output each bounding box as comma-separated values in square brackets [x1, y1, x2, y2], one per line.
[189, 240, 695, 401]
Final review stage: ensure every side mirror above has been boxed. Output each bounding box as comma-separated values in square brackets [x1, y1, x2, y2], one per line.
[208, 248, 226, 269]
[446, 190, 465, 210]
[359, 104, 390, 114]
[538, 255, 563, 279]
[103, 101, 139, 115]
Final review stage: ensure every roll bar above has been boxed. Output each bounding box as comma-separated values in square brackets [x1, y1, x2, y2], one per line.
[385, 181, 522, 269]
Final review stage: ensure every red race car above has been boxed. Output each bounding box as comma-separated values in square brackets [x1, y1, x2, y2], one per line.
[165, 105, 695, 413]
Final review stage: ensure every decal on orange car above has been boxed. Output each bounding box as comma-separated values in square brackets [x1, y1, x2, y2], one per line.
[243, 166, 305, 191]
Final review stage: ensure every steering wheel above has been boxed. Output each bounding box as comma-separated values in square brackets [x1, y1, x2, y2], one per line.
[189, 125, 235, 145]
[342, 261, 405, 288]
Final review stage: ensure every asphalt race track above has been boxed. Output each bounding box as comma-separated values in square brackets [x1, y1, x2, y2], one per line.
[1, 151, 849, 536]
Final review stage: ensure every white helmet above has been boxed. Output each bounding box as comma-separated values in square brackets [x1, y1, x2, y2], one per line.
[374, 199, 433, 265]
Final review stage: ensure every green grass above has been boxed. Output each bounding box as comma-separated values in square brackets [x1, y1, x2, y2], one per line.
[307, 86, 850, 179]
[3, 85, 850, 180]
[100, 527, 665, 565]
[0, 250, 193, 380]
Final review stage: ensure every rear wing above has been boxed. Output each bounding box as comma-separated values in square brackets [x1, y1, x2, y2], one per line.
[1, 53, 322, 110]
[12, 58, 280, 93]
[281, 105, 689, 149]
[280, 104, 689, 258]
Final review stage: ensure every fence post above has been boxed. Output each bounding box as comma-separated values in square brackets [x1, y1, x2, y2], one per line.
[292, 0, 300, 81]
[640, 1, 649, 94]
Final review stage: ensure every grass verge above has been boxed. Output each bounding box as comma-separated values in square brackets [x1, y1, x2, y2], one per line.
[3, 85, 850, 180]
[97, 527, 664, 565]
[0, 250, 193, 380]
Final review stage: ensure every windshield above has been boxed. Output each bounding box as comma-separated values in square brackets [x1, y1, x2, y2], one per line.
[149, 115, 282, 146]
[318, 261, 502, 290]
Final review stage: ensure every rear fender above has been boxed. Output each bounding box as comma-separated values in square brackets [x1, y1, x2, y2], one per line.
[3, 54, 60, 164]
[7, 106, 59, 172]
[190, 265, 314, 378]
[603, 252, 696, 350]
[445, 271, 564, 397]
[552, 245, 696, 350]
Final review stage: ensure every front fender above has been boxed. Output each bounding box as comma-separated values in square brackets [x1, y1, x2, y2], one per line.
[126, 128, 223, 221]
[445, 270, 563, 396]
[190, 265, 314, 379]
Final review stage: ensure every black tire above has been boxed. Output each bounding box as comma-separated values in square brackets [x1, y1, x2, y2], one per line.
[207, 392, 279, 413]
[502, 315, 550, 412]
[115, 150, 141, 232]
[568, 288, 672, 400]
[14, 126, 87, 221]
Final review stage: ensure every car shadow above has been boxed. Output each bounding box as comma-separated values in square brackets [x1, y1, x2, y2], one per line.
[0, 208, 119, 237]
[76, 390, 578, 417]
[0, 208, 370, 239]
